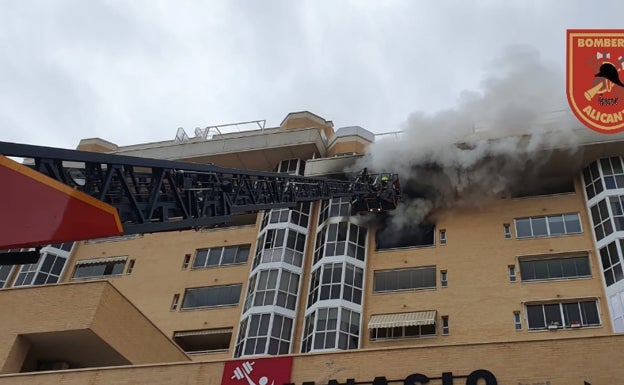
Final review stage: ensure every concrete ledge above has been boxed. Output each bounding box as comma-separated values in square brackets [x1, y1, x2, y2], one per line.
[0, 281, 188, 373]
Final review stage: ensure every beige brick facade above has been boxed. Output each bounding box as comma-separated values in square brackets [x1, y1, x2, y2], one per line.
[1, 111, 624, 384]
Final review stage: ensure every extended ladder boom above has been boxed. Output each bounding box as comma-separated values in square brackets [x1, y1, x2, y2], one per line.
[0, 141, 399, 250]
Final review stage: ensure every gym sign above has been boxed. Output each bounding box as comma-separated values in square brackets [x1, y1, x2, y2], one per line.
[221, 357, 497, 385]
[567, 29, 624, 133]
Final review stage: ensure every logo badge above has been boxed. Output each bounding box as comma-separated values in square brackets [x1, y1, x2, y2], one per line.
[222, 357, 293, 385]
[567, 29, 624, 133]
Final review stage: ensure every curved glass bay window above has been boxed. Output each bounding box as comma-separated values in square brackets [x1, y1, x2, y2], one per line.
[235, 203, 310, 357]
[302, 198, 367, 353]
[583, 157, 624, 332]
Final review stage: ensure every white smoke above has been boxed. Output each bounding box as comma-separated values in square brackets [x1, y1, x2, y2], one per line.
[354, 45, 583, 244]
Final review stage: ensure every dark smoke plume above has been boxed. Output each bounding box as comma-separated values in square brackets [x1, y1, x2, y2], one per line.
[352, 45, 582, 248]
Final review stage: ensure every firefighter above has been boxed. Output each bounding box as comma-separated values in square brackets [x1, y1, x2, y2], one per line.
[359, 168, 372, 185]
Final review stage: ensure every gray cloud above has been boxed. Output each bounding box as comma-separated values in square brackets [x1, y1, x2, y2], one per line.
[0, 0, 621, 149]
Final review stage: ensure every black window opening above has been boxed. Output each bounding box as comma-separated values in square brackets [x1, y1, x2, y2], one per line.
[72, 259, 126, 279]
[519, 256, 591, 281]
[526, 301, 600, 330]
[376, 223, 435, 250]
[182, 284, 242, 310]
[173, 329, 233, 354]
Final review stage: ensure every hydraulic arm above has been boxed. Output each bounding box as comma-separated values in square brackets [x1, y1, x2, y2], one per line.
[0, 141, 400, 253]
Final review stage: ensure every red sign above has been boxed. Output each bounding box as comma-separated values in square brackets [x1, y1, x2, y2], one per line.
[222, 357, 293, 385]
[567, 29, 624, 133]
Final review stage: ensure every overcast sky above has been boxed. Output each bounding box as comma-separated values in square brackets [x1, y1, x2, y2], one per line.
[0, 1, 621, 149]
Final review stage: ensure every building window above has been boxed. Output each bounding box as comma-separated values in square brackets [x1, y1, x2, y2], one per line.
[173, 328, 232, 354]
[583, 161, 604, 200]
[71, 257, 126, 280]
[171, 294, 180, 311]
[369, 311, 436, 341]
[370, 324, 436, 340]
[182, 254, 191, 269]
[508, 265, 517, 282]
[235, 313, 293, 356]
[591, 199, 614, 241]
[253, 228, 306, 268]
[442, 316, 449, 335]
[14, 252, 68, 286]
[244, 269, 299, 311]
[318, 197, 351, 225]
[600, 157, 624, 190]
[439, 230, 446, 245]
[301, 307, 360, 353]
[504, 224, 511, 239]
[373, 266, 436, 293]
[126, 259, 135, 274]
[609, 293, 624, 332]
[515, 213, 582, 238]
[600, 241, 624, 286]
[514, 312, 522, 330]
[343, 264, 364, 303]
[193, 245, 250, 269]
[526, 300, 600, 330]
[49, 243, 74, 252]
[0, 265, 14, 288]
[307, 262, 363, 308]
[181, 284, 242, 310]
[609, 195, 624, 231]
[261, 202, 311, 230]
[440, 270, 448, 287]
[519, 256, 591, 281]
[308, 263, 343, 306]
[276, 159, 305, 176]
[314, 221, 367, 263]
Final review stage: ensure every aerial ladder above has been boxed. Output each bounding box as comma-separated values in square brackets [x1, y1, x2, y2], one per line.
[0, 141, 400, 264]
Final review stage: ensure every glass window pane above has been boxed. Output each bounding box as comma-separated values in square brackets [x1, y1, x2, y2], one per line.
[207, 248, 222, 266]
[531, 217, 548, 237]
[222, 247, 237, 264]
[563, 303, 581, 326]
[547, 216, 565, 235]
[51, 257, 66, 275]
[527, 305, 545, 329]
[544, 304, 562, 326]
[581, 302, 600, 325]
[194, 250, 207, 268]
[533, 260, 549, 280]
[546, 259, 563, 279]
[563, 214, 581, 234]
[516, 218, 532, 237]
[519, 261, 535, 281]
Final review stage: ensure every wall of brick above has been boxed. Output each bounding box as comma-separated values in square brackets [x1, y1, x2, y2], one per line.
[0, 335, 621, 385]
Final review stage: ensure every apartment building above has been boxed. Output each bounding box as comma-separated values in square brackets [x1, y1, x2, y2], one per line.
[0, 111, 624, 384]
